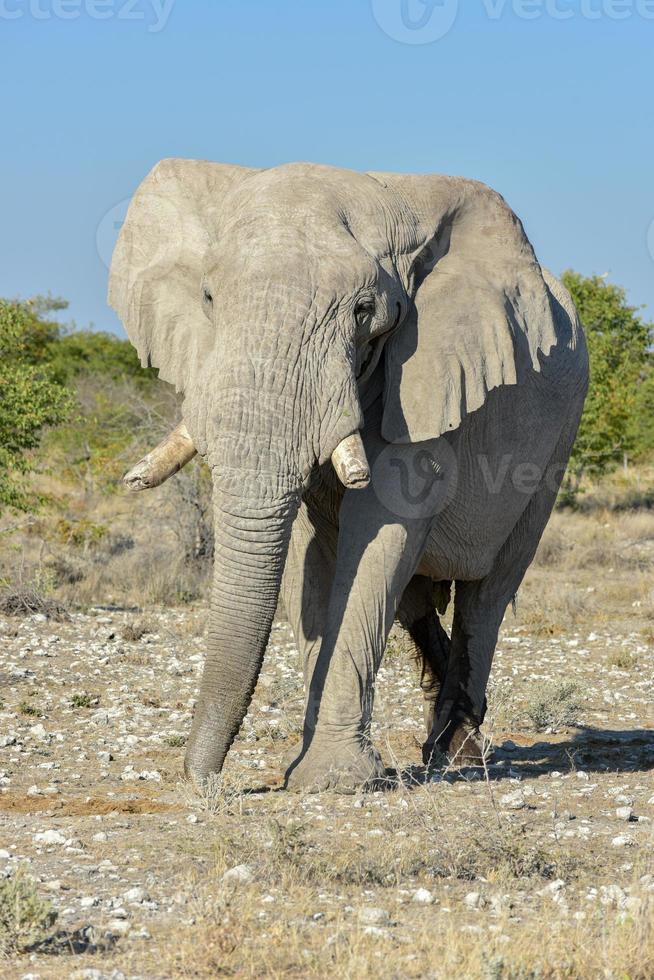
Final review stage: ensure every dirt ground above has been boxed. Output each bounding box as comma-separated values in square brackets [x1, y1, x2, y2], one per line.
[1, 506, 653, 979]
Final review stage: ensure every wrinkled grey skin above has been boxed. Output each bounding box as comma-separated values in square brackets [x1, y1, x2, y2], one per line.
[109, 160, 588, 790]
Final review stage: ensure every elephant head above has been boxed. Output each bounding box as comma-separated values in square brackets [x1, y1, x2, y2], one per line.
[109, 159, 562, 783]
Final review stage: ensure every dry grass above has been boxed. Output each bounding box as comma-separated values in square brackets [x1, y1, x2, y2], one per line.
[1, 466, 653, 978]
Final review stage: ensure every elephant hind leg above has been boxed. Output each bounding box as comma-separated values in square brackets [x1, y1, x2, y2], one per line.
[397, 577, 451, 732]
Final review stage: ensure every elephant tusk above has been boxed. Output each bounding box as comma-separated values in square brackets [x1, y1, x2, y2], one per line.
[123, 422, 197, 491]
[331, 432, 370, 490]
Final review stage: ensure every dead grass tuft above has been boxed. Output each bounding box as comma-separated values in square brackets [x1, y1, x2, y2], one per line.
[524, 680, 582, 733]
[0, 587, 69, 620]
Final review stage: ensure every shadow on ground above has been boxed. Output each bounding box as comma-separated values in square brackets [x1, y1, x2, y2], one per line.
[396, 726, 654, 787]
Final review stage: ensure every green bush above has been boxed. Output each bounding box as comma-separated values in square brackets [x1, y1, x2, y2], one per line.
[0, 300, 73, 511]
[0, 866, 57, 954]
[562, 271, 653, 477]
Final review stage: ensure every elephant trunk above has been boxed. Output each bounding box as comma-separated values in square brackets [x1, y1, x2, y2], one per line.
[184, 484, 299, 783]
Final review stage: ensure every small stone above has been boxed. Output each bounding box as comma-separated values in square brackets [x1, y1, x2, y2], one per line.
[43, 879, 62, 892]
[611, 835, 635, 847]
[186, 814, 198, 824]
[107, 918, 131, 936]
[80, 895, 99, 908]
[499, 790, 526, 810]
[616, 806, 634, 822]
[600, 884, 627, 908]
[464, 891, 485, 909]
[222, 864, 255, 885]
[124, 886, 149, 903]
[359, 907, 389, 924]
[412, 888, 435, 905]
[34, 829, 66, 845]
[93, 831, 108, 842]
[539, 879, 566, 897]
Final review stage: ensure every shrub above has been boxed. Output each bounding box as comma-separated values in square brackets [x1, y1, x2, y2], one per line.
[0, 300, 73, 511]
[524, 680, 582, 732]
[0, 866, 57, 954]
[562, 271, 653, 482]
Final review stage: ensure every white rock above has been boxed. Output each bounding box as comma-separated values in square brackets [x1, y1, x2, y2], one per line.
[616, 806, 634, 822]
[93, 831, 108, 842]
[412, 888, 435, 905]
[80, 895, 99, 908]
[464, 892, 485, 909]
[600, 884, 627, 908]
[124, 886, 149, 904]
[539, 879, 566, 897]
[34, 829, 66, 845]
[499, 790, 526, 810]
[611, 835, 635, 847]
[107, 918, 131, 936]
[358, 907, 389, 924]
[222, 864, 255, 885]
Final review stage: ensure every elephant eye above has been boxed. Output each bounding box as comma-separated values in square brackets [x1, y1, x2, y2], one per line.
[354, 298, 375, 328]
[203, 288, 213, 306]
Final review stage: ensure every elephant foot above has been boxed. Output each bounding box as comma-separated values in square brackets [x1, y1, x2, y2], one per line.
[423, 718, 487, 769]
[284, 737, 387, 794]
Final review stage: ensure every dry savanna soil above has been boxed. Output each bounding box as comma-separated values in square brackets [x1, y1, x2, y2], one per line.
[1, 505, 653, 979]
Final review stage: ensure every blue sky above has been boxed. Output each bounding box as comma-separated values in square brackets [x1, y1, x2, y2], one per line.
[1, 0, 653, 335]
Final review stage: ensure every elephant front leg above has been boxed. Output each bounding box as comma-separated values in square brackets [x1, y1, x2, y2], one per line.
[285, 487, 431, 792]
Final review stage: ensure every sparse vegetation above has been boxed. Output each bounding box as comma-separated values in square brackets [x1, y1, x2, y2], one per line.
[164, 734, 186, 747]
[18, 700, 42, 718]
[0, 585, 69, 621]
[608, 650, 639, 670]
[121, 621, 152, 642]
[524, 680, 582, 733]
[0, 284, 653, 977]
[0, 866, 57, 955]
[70, 693, 96, 709]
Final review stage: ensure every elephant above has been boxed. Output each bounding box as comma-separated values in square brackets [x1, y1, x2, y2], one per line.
[109, 159, 589, 791]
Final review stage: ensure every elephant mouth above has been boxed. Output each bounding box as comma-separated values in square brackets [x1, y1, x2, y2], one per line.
[356, 333, 389, 386]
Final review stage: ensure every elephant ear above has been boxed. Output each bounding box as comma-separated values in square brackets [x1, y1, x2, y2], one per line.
[108, 157, 255, 393]
[368, 173, 562, 444]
